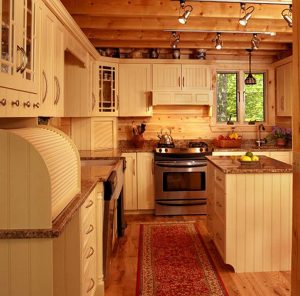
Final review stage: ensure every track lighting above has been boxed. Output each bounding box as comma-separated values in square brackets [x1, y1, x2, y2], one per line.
[239, 3, 255, 26]
[245, 49, 256, 85]
[213, 33, 223, 50]
[170, 32, 180, 48]
[251, 33, 260, 50]
[281, 5, 292, 27]
[178, 0, 193, 24]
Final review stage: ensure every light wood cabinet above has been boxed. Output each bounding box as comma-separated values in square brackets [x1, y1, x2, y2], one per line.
[122, 152, 155, 211]
[119, 64, 152, 116]
[71, 117, 118, 151]
[276, 62, 292, 116]
[152, 64, 211, 91]
[207, 161, 292, 272]
[0, 0, 39, 94]
[39, 1, 64, 117]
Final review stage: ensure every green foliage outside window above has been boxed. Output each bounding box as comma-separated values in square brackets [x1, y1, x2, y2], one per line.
[216, 72, 265, 123]
[244, 73, 265, 122]
[216, 73, 238, 122]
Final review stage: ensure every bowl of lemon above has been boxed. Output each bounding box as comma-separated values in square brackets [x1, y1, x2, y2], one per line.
[238, 152, 260, 166]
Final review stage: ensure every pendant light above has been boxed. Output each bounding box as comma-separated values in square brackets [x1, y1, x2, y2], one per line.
[245, 49, 256, 85]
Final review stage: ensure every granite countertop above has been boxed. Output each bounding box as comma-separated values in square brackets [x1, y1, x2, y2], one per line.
[206, 155, 293, 174]
[0, 158, 119, 239]
[213, 145, 292, 152]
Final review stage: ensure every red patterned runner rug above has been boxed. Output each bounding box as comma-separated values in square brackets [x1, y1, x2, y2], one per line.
[136, 223, 228, 296]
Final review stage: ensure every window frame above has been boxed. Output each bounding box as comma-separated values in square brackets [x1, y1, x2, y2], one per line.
[215, 70, 267, 125]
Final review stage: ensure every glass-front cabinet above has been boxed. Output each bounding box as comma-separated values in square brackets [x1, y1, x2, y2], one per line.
[95, 62, 118, 116]
[0, 0, 38, 93]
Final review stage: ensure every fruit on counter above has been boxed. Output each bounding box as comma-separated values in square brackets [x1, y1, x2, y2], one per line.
[229, 132, 239, 140]
[240, 152, 260, 162]
[217, 133, 241, 141]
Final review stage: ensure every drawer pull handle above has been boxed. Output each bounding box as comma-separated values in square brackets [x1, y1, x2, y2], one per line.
[23, 101, 31, 108]
[86, 278, 95, 293]
[216, 176, 222, 181]
[12, 100, 20, 107]
[86, 246, 95, 259]
[216, 201, 222, 208]
[86, 224, 94, 235]
[85, 199, 94, 209]
[0, 98, 6, 106]
[33, 102, 40, 108]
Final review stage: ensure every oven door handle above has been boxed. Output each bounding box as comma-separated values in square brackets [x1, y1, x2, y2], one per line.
[156, 201, 207, 206]
[155, 161, 207, 168]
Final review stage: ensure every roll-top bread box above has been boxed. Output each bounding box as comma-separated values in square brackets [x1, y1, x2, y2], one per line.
[0, 126, 81, 229]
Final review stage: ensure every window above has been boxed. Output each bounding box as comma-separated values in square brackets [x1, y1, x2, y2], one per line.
[216, 71, 265, 124]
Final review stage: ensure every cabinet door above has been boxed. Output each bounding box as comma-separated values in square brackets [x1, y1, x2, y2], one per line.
[122, 153, 137, 210]
[276, 63, 292, 116]
[152, 64, 181, 91]
[119, 64, 152, 116]
[39, 3, 55, 116]
[0, 0, 38, 94]
[181, 65, 211, 90]
[137, 153, 155, 210]
[53, 21, 64, 117]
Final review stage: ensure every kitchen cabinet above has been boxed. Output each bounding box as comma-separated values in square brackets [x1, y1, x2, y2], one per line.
[71, 117, 118, 150]
[122, 152, 155, 211]
[207, 161, 292, 272]
[96, 62, 118, 116]
[276, 62, 292, 116]
[39, 1, 64, 117]
[0, 0, 39, 94]
[119, 64, 152, 116]
[54, 182, 104, 296]
[152, 64, 211, 91]
[212, 150, 292, 164]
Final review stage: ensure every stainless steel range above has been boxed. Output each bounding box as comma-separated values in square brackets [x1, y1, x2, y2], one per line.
[154, 141, 212, 216]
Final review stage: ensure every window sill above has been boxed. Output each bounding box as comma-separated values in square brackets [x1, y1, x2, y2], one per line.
[209, 123, 272, 132]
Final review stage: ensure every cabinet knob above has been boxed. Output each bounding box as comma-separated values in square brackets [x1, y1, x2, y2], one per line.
[11, 100, 20, 107]
[0, 98, 7, 106]
[23, 101, 31, 108]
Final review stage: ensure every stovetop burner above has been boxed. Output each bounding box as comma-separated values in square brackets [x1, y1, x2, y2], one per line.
[156, 143, 175, 148]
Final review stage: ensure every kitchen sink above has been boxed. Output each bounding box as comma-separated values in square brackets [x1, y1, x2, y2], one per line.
[81, 159, 119, 166]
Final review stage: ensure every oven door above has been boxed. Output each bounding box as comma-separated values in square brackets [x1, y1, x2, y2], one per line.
[155, 160, 207, 200]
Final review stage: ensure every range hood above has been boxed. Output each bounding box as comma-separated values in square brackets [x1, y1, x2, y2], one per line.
[0, 126, 81, 229]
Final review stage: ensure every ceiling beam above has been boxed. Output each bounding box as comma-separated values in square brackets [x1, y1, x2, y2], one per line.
[73, 15, 292, 33]
[82, 29, 292, 43]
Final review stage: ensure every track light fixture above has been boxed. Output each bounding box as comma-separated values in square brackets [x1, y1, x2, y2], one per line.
[239, 3, 255, 26]
[245, 49, 256, 85]
[281, 5, 292, 27]
[251, 33, 260, 50]
[178, 0, 193, 24]
[212, 33, 223, 50]
[170, 31, 180, 48]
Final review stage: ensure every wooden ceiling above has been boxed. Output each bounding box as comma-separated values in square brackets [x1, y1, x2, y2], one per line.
[60, 0, 293, 61]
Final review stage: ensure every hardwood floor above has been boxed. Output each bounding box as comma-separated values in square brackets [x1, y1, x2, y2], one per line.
[105, 214, 291, 296]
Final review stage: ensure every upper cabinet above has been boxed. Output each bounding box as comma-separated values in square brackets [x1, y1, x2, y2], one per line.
[276, 62, 292, 116]
[95, 62, 118, 116]
[152, 64, 211, 91]
[119, 63, 152, 117]
[0, 0, 39, 94]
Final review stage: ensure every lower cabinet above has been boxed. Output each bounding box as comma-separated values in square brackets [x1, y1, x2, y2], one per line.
[212, 150, 292, 164]
[54, 182, 104, 296]
[122, 152, 155, 211]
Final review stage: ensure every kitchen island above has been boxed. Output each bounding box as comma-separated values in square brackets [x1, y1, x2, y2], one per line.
[206, 155, 292, 273]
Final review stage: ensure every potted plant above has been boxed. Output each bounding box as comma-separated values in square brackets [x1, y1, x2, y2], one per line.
[269, 126, 292, 146]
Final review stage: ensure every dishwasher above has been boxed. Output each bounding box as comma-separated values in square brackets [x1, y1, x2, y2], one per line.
[102, 159, 126, 287]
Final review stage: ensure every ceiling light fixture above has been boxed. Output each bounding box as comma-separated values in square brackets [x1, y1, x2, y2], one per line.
[170, 31, 180, 48]
[164, 29, 276, 36]
[178, 0, 193, 24]
[213, 33, 223, 50]
[239, 3, 255, 26]
[245, 49, 256, 85]
[281, 5, 292, 27]
[251, 33, 260, 50]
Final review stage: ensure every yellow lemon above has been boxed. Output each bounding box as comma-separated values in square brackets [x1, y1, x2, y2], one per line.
[252, 155, 259, 161]
[240, 156, 252, 161]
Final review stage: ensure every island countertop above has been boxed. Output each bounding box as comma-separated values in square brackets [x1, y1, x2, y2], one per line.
[206, 155, 293, 174]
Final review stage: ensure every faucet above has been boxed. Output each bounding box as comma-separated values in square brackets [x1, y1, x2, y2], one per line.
[256, 124, 266, 147]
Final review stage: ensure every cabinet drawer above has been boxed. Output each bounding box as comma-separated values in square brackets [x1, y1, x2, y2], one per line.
[215, 168, 225, 189]
[215, 185, 225, 221]
[81, 195, 96, 226]
[213, 216, 225, 259]
[83, 273, 96, 296]
[82, 229, 96, 263]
